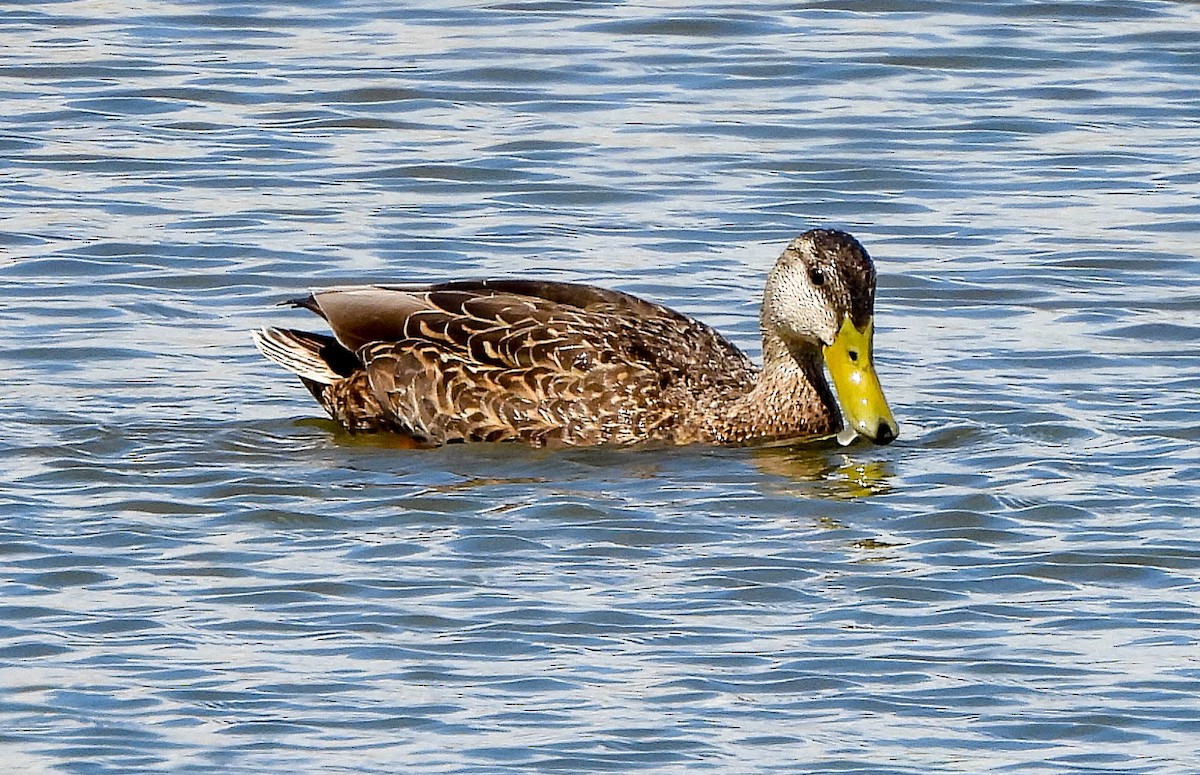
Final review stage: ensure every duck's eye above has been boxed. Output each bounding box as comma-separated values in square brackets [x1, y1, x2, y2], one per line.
[809, 267, 825, 286]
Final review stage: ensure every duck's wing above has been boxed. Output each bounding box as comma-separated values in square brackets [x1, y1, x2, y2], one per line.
[296, 280, 756, 445]
[298, 279, 754, 380]
[356, 335, 673, 445]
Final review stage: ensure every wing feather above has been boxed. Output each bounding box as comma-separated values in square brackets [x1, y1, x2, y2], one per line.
[297, 279, 755, 444]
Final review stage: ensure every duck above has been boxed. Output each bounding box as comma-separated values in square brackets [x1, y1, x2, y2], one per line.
[252, 229, 898, 448]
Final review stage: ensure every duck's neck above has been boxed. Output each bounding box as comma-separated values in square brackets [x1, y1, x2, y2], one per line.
[716, 329, 842, 445]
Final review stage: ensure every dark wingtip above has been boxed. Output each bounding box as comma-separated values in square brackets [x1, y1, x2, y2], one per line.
[279, 293, 325, 318]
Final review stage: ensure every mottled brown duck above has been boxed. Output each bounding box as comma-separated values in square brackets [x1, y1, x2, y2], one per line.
[253, 229, 899, 448]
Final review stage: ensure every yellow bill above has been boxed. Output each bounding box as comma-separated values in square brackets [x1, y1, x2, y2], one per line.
[822, 316, 899, 445]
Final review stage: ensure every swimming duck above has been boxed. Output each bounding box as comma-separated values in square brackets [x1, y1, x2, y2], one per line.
[253, 229, 898, 448]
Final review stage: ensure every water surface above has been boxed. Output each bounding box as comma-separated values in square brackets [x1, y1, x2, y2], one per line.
[3, 1, 1200, 772]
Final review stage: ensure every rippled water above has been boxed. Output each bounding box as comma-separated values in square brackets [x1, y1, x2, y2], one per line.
[3, 1, 1200, 772]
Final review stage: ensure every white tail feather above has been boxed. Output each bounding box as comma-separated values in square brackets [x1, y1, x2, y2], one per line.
[252, 327, 341, 384]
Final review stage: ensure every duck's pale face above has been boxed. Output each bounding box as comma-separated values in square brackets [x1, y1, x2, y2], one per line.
[762, 234, 848, 347]
[763, 230, 898, 445]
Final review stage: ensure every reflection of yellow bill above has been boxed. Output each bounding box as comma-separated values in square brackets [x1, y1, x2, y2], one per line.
[822, 316, 899, 445]
[751, 449, 896, 500]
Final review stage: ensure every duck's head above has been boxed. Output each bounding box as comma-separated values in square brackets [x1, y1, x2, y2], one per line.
[762, 229, 899, 445]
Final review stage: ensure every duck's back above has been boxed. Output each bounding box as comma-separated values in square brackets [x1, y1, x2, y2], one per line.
[263, 280, 758, 446]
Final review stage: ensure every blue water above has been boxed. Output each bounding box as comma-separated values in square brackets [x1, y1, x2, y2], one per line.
[3, 2, 1200, 772]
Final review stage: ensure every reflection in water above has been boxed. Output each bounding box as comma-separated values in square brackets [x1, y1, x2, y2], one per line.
[301, 418, 429, 449]
[315, 414, 896, 501]
[753, 444, 897, 500]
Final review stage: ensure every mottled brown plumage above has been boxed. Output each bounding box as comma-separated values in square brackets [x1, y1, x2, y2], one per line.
[253, 229, 899, 448]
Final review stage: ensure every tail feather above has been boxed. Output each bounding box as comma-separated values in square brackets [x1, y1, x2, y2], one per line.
[252, 327, 356, 385]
